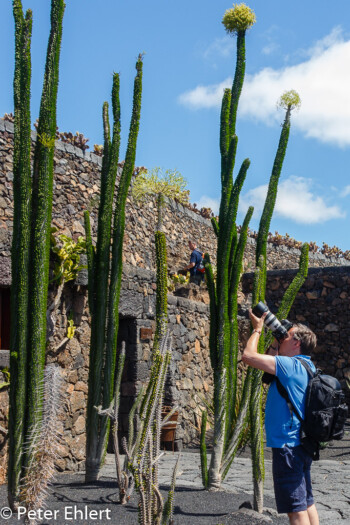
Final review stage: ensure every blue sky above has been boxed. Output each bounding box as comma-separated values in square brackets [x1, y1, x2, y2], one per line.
[1, 1, 350, 251]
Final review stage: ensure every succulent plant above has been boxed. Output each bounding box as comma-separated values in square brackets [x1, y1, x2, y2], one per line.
[8, 0, 65, 506]
[84, 55, 143, 482]
[200, 6, 310, 515]
[93, 144, 103, 156]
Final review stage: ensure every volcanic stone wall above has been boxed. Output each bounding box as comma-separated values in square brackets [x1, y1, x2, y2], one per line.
[241, 266, 350, 403]
[0, 265, 213, 477]
[0, 117, 349, 273]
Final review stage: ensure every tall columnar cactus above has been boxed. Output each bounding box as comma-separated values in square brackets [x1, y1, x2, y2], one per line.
[84, 56, 143, 481]
[249, 89, 303, 512]
[8, 0, 33, 505]
[200, 5, 309, 500]
[8, 0, 65, 506]
[200, 2, 256, 492]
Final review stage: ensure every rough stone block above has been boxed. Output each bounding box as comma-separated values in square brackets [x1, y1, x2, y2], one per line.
[0, 350, 9, 368]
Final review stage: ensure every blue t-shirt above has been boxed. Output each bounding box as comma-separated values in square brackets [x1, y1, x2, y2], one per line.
[190, 249, 203, 276]
[265, 355, 316, 448]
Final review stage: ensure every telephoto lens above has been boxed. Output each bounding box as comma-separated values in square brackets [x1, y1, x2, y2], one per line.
[252, 301, 291, 342]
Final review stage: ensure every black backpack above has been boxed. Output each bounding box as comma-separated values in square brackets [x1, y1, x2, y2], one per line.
[276, 359, 348, 460]
[194, 249, 205, 274]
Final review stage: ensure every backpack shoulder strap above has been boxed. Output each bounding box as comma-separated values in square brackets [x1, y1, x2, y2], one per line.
[275, 378, 303, 423]
[297, 358, 315, 379]
[275, 359, 314, 423]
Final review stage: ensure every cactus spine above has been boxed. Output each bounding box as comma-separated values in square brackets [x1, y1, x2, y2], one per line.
[20, 365, 65, 523]
[84, 56, 143, 481]
[8, 0, 65, 506]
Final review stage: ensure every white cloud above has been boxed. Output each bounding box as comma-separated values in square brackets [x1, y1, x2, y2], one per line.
[178, 78, 231, 109]
[195, 195, 220, 215]
[203, 36, 234, 60]
[262, 42, 279, 56]
[340, 185, 350, 197]
[179, 28, 350, 146]
[239, 176, 345, 224]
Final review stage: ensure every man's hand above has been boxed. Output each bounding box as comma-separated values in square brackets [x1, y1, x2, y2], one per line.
[249, 309, 266, 333]
[242, 310, 276, 374]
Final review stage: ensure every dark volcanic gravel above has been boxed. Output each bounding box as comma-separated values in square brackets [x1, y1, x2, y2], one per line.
[0, 474, 287, 525]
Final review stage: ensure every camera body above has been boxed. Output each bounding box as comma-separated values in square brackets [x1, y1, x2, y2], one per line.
[252, 301, 293, 343]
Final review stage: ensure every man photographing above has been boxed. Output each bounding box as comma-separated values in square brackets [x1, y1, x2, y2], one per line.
[242, 309, 319, 525]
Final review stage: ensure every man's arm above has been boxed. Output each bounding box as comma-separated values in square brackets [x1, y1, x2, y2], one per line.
[242, 310, 276, 375]
[183, 261, 195, 271]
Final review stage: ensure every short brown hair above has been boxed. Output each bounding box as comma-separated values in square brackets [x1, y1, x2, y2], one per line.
[292, 324, 317, 356]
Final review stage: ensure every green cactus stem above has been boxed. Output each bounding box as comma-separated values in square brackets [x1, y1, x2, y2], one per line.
[8, 0, 65, 505]
[154, 230, 168, 350]
[249, 95, 302, 512]
[255, 101, 294, 291]
[8, 0, 33, 506]
[202, 5, 307, 503]
[26, 0, 65, 454]
[204, 5, 255, 490]
[85, 75, 121, 479]
[85, 56, 143, 481]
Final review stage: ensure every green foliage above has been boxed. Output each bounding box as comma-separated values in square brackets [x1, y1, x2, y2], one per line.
[37, 132, 55, 148]
[167, 272, 189, 292]
[0, 368, 10, 390]
[132, 167, 190, 206]
[66, 319, 76, 339]
[51, 232, 86, 284]
[222, 3, 256, 34]
[278, 89, 301, 111]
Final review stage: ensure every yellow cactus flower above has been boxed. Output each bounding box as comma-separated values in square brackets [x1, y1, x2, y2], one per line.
[278, 90, 301, 111]
[222, 3, 256, 34]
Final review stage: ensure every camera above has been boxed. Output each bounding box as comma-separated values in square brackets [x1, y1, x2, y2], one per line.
[252, 301, 293, 343]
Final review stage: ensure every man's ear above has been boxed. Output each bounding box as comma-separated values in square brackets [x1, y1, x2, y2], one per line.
[293, 337, 301, 349]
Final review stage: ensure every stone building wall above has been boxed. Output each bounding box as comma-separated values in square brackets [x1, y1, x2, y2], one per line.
[0, 265, 214, 476]
[241, 266, 350, 404]
[1, 117, 349, 274]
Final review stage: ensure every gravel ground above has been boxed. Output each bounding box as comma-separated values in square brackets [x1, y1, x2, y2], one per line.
[0, 422, 348, 525]
[0, 474, 287, 525]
